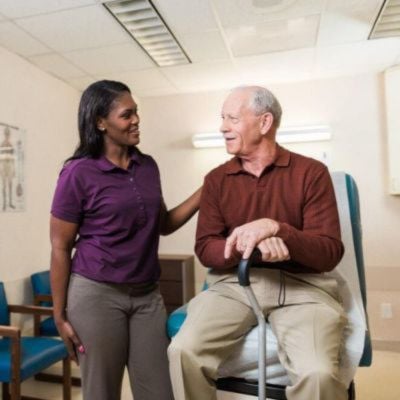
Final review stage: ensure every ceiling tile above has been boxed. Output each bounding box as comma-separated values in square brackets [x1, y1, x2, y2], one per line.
[225, 14, 320, 57]
[318, 0, 384, 45]
[0, 0, 97, 18]
[236, 47, 315, 84]
[161, 60, 240, 92]
[65, 75, 97, 91]
[0, 21, 50, 56]
[214, 0, 324, 27]
[314, 37, 400, 77]
[15, 5, 130, 52]
[133, 86, 181, 98]
[150, 0, 222, 65]
[63, 43, 154, 75]
[27, 53, 87, 79]
[178, 31, 230, 62]
[97, 68, 175, 92]
[324, 0, 382, 17]
[93, 68, 179, 98]
[318, 13, 372, 46]
[152, 0, 219, 34]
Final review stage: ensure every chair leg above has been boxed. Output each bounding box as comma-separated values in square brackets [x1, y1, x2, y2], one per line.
[34, 373, 81, 387]
[10, 337, 21, 400]
[10, 379, 20, 400]
[348, 380, 355, 400]
[62, 357, 71, 400]
[2, 383, 10, 400]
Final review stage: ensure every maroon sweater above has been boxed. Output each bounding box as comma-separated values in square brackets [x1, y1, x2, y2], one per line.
[195, 146, 344, 274]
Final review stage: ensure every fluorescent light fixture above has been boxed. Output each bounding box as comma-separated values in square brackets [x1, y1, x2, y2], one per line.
[277, 125, 331, 143]
[369, 0, 400, 39]
[192, 133, 225, 148]
[192, 125, 331, 148]
[104, 0, 191, 67]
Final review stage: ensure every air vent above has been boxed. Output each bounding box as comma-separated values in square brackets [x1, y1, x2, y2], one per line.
[104, 0, 191, 67]
[369, 0, 400, 39]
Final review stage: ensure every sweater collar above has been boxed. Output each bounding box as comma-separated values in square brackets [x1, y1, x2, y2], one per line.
[225, 144, 290, 175]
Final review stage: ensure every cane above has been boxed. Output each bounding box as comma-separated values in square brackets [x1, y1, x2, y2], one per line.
[238, 250, 266, 400]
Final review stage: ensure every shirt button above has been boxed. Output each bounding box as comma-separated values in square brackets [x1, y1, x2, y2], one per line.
[129, 178, 133, 182]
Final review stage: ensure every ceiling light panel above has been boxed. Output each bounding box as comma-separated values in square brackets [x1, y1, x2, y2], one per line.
[104, 0, 191, 67]
[370, 0, 400, 39]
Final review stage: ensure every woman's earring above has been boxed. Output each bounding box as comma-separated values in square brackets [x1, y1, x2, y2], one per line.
[98, 126, 106, 132]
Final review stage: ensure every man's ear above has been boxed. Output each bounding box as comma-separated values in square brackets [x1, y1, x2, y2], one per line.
[260, 112, 274, 135]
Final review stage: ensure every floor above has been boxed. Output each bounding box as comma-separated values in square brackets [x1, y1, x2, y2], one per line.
[7, 350, 400, 399]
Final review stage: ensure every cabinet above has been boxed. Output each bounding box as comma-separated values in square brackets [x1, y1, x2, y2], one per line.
[158, 254, 195, 314]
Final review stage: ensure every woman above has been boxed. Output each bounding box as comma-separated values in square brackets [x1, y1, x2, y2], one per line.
[50, 80, 201, 400]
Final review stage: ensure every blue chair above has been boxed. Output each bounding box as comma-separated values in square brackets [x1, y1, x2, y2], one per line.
[30, 271, 81, 387]
[30, 271, 58, 338]
[167, 172, 372, 399]
[0, 281, 71, 400]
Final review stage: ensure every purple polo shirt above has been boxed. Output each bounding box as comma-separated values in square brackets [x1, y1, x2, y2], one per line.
[51, 150, 162, 284]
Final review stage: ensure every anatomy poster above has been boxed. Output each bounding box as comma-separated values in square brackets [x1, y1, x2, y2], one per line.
[0, 123, 25, 212]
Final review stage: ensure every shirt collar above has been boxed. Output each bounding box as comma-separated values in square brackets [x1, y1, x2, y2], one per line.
[224, 144, 291, 175]
[94, 148, 142, 172]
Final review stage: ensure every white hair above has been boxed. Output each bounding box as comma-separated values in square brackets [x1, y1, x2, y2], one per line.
[232, 86, 282, 127]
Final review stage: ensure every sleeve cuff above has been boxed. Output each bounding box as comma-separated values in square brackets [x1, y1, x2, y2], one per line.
[276, 222, 293, 242]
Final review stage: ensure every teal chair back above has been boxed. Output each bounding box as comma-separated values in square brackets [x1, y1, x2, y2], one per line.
[345, 175, 372, 366]
[0, 282, 10, 326]
[31, 270, 52, 307]
[30, 270, 58, 337]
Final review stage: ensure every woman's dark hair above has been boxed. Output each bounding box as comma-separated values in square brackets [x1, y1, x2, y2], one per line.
[68, 80, 131, 160]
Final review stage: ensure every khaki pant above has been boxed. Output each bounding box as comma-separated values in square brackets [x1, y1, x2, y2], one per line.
[168, 269, 348, 400]
[67, 274, 174, 400]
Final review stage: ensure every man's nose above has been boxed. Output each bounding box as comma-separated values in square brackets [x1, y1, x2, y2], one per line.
[220, 119, 228, 133]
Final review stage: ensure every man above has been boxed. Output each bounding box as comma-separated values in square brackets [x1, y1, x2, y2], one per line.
[168, 86, 347, 400]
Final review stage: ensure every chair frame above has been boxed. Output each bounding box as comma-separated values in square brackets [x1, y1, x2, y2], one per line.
[216, 378, 355, 400]
[214, 252, 357, 400]
[31, 280, 80, 387]
[0, 303, 71, 400]
[32, 295, 53, 338]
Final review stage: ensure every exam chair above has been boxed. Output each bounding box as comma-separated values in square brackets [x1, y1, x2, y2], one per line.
[167, 172, 372, 399]
[30, 271, 81, 387]
[0, 281, 71, 400]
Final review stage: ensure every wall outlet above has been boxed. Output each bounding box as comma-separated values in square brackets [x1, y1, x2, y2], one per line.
[380, 303, 393, 319]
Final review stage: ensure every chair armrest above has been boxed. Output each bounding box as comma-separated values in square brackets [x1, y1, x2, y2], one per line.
[35, 294, 53, 303]
[8, 304, 54, 316]
[0, 324, 21, 338]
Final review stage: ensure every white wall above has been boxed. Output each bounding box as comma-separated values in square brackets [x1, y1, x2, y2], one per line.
[0, 45, 80, 304]
[138, 73, 400, 342]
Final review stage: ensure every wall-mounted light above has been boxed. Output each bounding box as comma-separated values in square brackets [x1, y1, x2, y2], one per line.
[192, 125, 331, 148]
